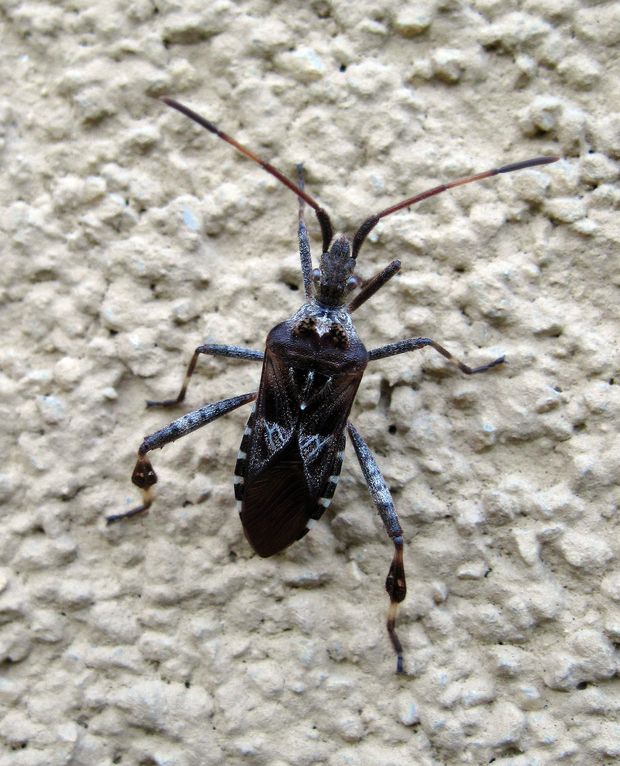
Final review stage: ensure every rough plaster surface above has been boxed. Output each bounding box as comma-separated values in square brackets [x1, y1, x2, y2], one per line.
[1, 1, 619, 764]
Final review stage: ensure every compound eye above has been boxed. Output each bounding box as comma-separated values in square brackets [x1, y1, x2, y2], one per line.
[346, 275, 362, 292]
[312, 268, 321, 283]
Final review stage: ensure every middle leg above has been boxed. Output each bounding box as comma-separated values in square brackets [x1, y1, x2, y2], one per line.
[368, 337, 504, 374]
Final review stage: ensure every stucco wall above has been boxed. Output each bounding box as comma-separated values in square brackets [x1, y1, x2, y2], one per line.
[1, 1, 619, 764]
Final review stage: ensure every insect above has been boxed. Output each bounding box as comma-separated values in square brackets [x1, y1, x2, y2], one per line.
[108, 97, 558, 673]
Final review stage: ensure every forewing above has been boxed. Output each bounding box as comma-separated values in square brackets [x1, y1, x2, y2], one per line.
[240, 441, 315, 557]
[239, 353, 362, 556]
[246, 349, 296, 478]
[298, 371, 361, 495]
[239, 434, 346, 557]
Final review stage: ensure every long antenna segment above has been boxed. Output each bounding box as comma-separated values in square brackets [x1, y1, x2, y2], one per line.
[351, 156, 559, 258]
[160, 97, 334, 252]
[160, 97, 558, 261]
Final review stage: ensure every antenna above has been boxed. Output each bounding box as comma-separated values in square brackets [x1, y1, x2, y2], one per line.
[160, 97, 334, 252]
[351, 156, 559, 259]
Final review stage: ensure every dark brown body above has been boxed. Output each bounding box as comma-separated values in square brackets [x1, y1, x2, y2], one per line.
[235, 305, 367, 557]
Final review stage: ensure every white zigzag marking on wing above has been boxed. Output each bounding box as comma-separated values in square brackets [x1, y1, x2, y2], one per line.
[264, 421, 287, 450]
[299, 433, 331, 462]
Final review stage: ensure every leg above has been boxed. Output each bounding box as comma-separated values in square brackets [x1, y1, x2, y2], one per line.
[347, 422, 407, 674]
[347, 260, 401, 313]
[146, 344, 263, 408]
[296, 163, 314, 300]
[368, 337, 504, 374]
[107, 392, 257, 524]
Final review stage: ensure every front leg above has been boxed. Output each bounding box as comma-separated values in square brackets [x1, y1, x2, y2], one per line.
[146, 344, 263, 408]
[296, 163, 314, 301]
[347, 422, 406, 674]
[108, 392, 257, 524]
[368, 337, 504, 375]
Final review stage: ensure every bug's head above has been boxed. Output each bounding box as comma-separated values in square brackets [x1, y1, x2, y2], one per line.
[313, 234, 361, 307]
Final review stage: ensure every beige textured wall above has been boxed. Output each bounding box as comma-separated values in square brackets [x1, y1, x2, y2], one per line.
[1, 1, 619, 764]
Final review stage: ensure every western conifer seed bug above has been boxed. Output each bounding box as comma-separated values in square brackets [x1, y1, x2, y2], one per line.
[109, 97, 558, 673]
